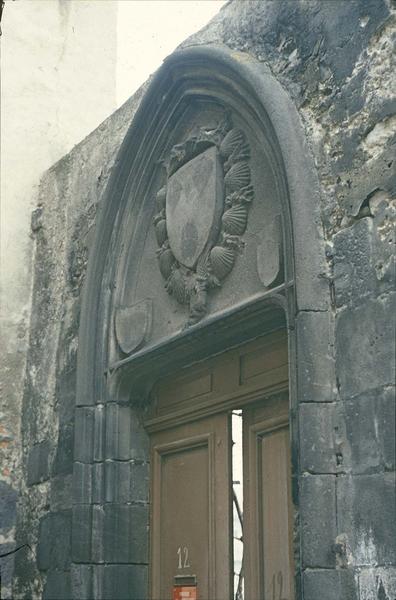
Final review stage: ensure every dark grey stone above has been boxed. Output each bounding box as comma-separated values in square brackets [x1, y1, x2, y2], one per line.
[102, 564, 148, 600]
[50, 474, 72, 511]
[300, 474, 336, 568]
[296, 311, 336, 402]
[336, 294, 396, 399]
[303, 568, 358, 600]
[337, 473, 396, 566]
[74, 407, 95, 463]
[92, 462, 105, 504]
[57, 367, 77, 426]
[73, 463, 93, 504]
[27, 440, 51, 485]
[104, 504, 148, 563]
[343, 387, 395, 474]
[43, 570, 71, 600]
[92, 564, 104, 600]
[105, 461, 149, 503]
[105, 404, 149, 461]
[93, 404, 105, 462]
[299, 403, 338, 473]
[37, 512, 71, 571]
[0, 542, 16, 598]
[91, 505, 105, 564]
[0, 481, 18, 531]
[71, 564, 93, 600]
[72, 505, 92, 563]
[52, 424, 74, 476]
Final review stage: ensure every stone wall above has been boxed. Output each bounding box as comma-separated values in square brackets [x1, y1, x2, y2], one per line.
[10, 84, 148, 599]
[10, 1, 395, 599]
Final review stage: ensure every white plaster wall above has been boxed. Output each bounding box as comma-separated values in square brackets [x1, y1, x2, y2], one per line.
[0, 2, 118, 594]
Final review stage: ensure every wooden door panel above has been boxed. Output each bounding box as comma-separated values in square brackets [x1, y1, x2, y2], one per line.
[150, 415, 232, 600]
[243, 396, 294, 600]
[260, 427, 294, 600]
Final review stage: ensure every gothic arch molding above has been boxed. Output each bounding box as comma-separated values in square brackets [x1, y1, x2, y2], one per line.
[74, 46, 331, 596]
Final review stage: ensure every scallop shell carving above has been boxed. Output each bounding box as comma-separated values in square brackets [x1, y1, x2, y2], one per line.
[210, 245, 236, 280]
[158, 247, 175, 280]
[220, 128, 246, 158]
[165, 268, 189, 304]
[222, 204, 248, 235]
[155, 218, 167, 247]
[224, 162, 251, 191]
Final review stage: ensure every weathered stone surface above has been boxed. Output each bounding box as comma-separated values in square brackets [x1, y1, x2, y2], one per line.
[303, 568, 357, 600]
[27, 440, 51, 485]
[333, 215, 394, 308]
[50, 474, 72, 511]
[300, 474, 336, 568]
[52, 424, 74, 476]
[57, 367, 77, 426]
[343, 387, 395, 474]
[71, 564, 93, 600]
[337, 473, 396, 567]
[336, 294, 395, 399]
[296, 311, 336, 402]
[334, 218, 378, 307]
[37, 512, 71, 571]
[0, 481, 18, 532]
[299, 403, 338, 473]
[43, 570, 71, 600]
[358, 566, 396, 600]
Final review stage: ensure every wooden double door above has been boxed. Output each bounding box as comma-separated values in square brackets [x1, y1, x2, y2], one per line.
[146, 331, 295, 600]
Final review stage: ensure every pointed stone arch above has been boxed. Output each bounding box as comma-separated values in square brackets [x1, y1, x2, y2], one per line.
[74, 46, 332, 598]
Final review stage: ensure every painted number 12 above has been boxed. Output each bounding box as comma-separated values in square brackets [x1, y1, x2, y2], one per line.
[177, 546, 190, 569]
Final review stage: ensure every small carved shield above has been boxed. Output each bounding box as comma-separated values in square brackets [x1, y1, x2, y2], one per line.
[257, 217, 282, 287]
[166, 146, 224, 269]
[114, 299, 152, 355]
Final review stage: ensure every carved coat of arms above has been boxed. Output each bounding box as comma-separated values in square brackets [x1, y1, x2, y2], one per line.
[153, 115, 254, 327]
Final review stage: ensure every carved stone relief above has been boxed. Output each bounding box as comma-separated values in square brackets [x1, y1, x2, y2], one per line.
[114, 299, 152, 354]
[153, 114, 255, 327]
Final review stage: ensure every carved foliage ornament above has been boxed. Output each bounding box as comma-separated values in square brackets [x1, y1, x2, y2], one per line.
[153, 114, 254, 327]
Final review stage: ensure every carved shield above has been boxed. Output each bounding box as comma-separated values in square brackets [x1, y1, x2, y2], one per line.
[257, 217, 282, 287]
[114, 299, 152, 355]
[166, 146, 224, 269]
